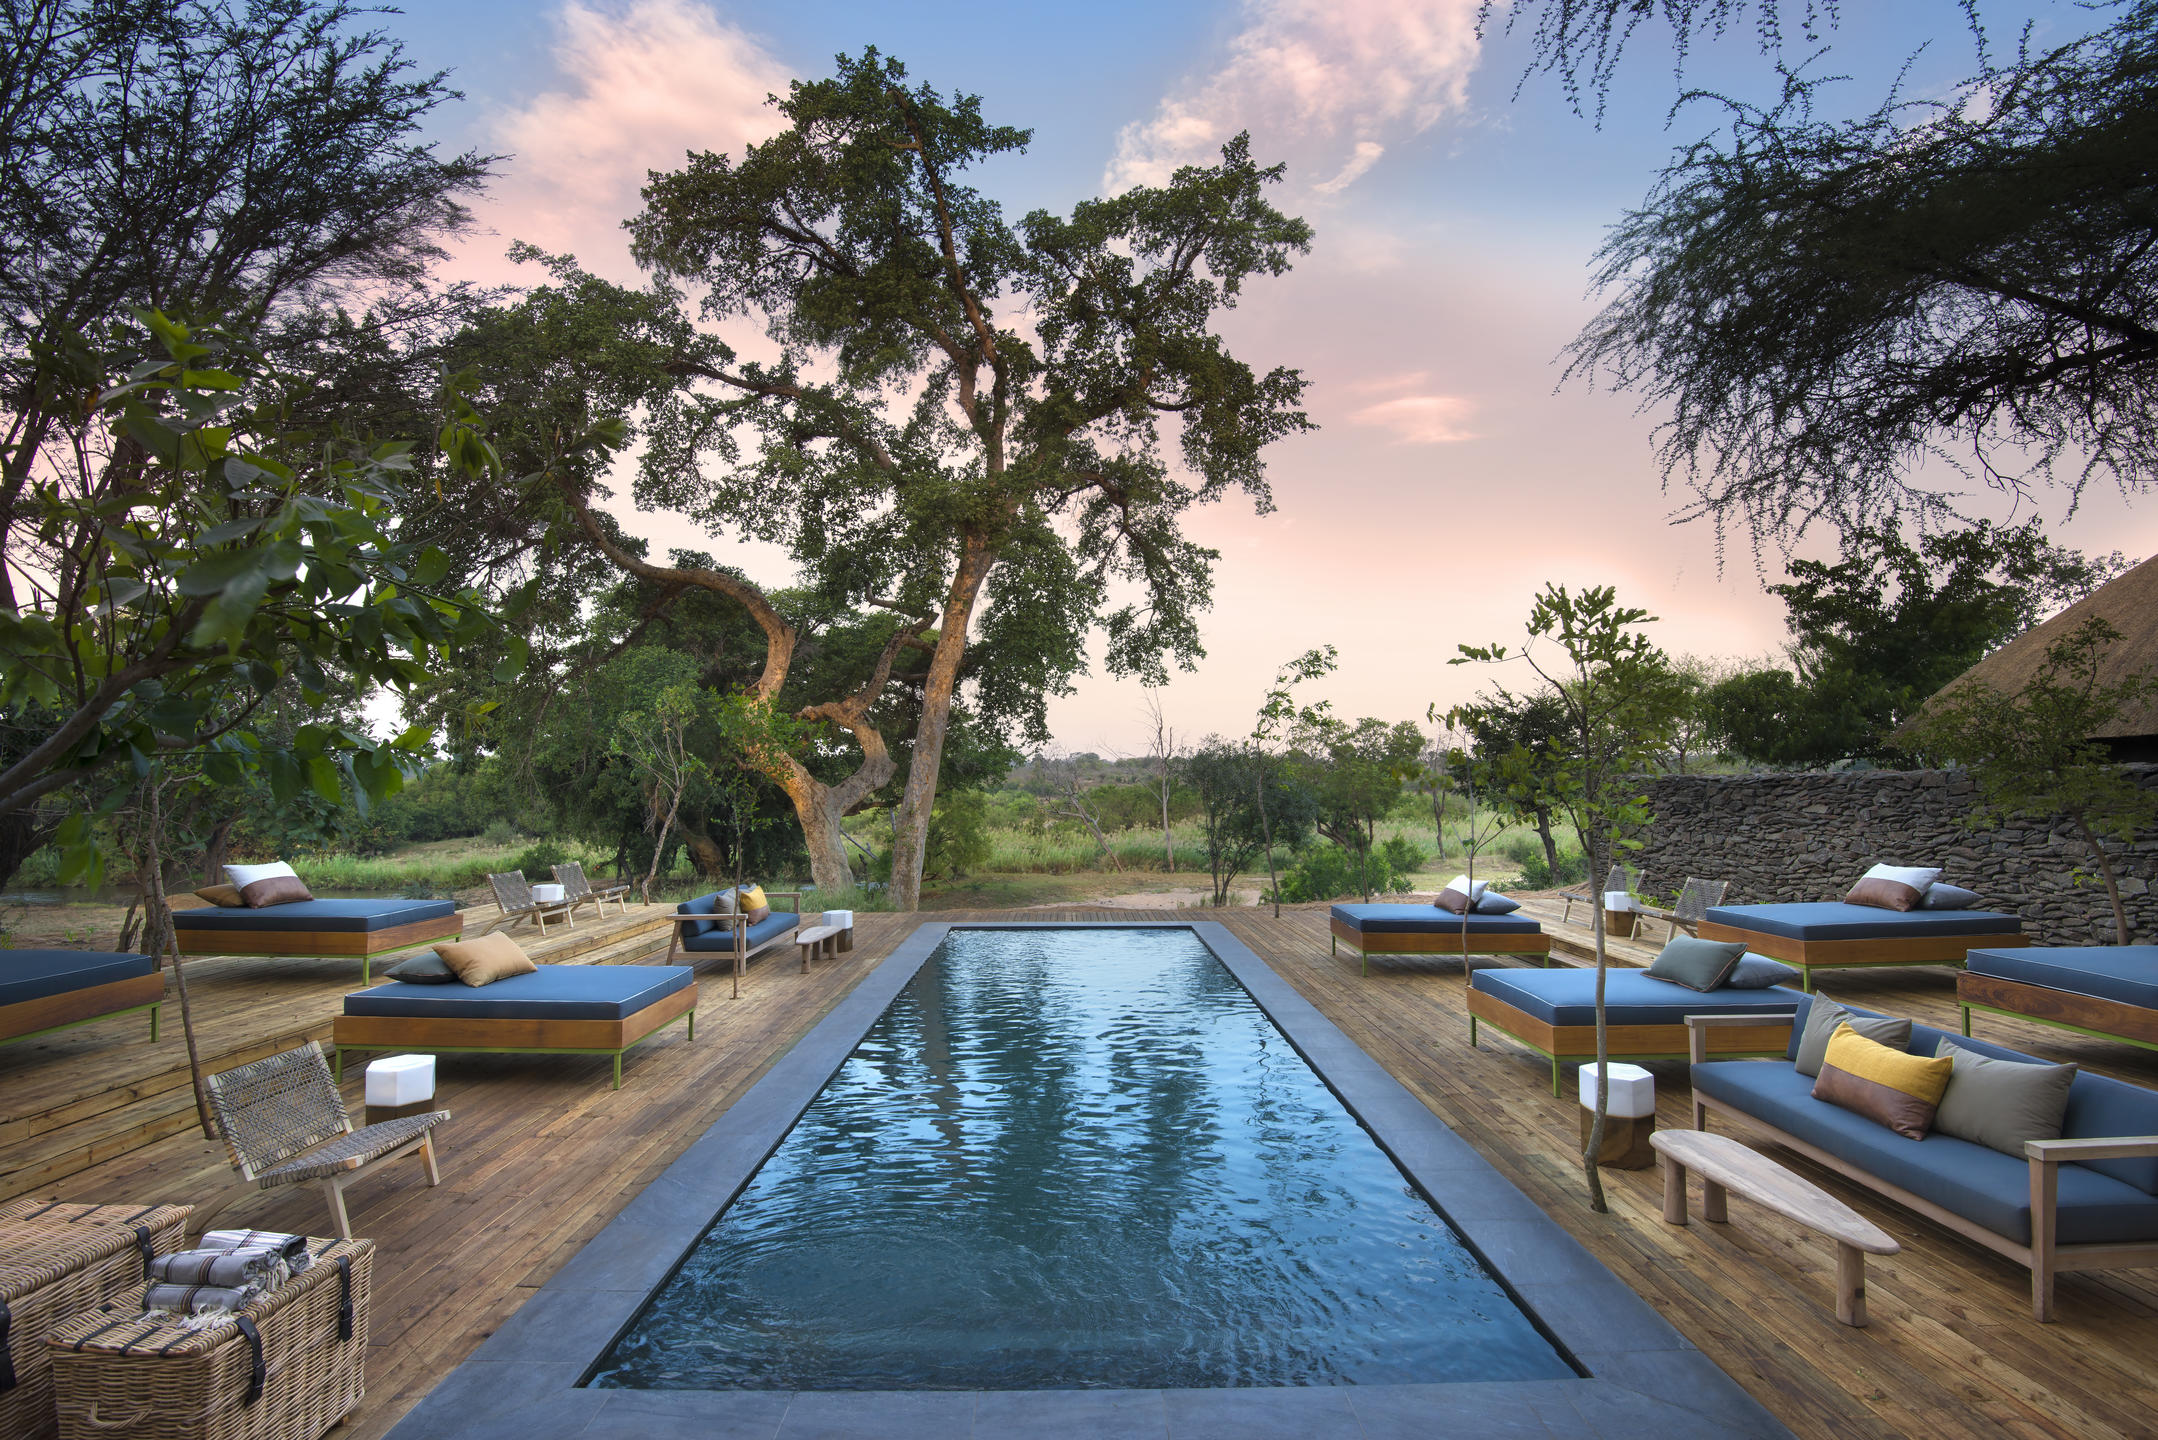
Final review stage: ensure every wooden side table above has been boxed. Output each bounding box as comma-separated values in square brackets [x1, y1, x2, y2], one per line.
[1652, 1128, 1899, 1326]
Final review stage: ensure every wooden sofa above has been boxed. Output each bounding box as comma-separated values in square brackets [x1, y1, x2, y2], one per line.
[333, 964, 697, 1089]
[1466, 966, 1801, 1094]
[1328, 904, 1550, 974]
[1, 949, 163, 1049]
[668, 889, 803, 997]
[1687, 994, 2158, 1320]
[1697, 902, 2027, 991]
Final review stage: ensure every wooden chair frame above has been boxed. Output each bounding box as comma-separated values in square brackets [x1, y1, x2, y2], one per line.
[1561, 864, 1633, 926]
[553, 861, 631, 920]
[1633, 877, 1730, 945]
[487, 871, 575, 936]
[1684, 1016, 2158, 1320]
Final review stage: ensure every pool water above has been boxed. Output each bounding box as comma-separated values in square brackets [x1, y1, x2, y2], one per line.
[590, 927, 1571, 1391]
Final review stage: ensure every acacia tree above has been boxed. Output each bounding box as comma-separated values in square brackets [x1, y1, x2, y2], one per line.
[1565, 4, 2158, 541]
[1461, 585, 1685, 1213]
[1908, 617, 2158, 945]
[1298, 715, 1425, 902]
[572, 50, 1312, 909]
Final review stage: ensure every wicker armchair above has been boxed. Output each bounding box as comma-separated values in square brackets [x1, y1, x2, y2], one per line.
[201, 1042, 449, 1240]
[1633, 877, 1731, 944]
[1561, 865, 1633, 925]
[487, 870, 574, 935]
[553, 861, 630, 919]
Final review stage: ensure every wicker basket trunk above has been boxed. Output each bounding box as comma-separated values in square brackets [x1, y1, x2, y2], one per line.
[0, 1205, 193, 1440]
[45, 1239, 370, 1440]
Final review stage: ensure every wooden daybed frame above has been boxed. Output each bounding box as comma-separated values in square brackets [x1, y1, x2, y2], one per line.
[1328, 914, 1551, 975]
[1696, 916, 2029, 991]
[1466, 976, 1797, 1095]
[333, 981, 697, 1090]
[175, 905, 463, 984]
[1958, 949, 2158, 1055]
[0, 963, 164, 1050]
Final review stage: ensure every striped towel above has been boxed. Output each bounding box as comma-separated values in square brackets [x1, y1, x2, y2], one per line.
[200, 1229, 313, 1272]
[148, 1246, 287, 1289]
[142, 1281, 258, 1316]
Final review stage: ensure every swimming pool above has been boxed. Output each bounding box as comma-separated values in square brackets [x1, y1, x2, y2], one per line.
[591, 927, 1570, 1390]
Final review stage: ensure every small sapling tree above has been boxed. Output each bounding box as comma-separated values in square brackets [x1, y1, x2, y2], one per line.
[1460, 584, 1685, 1213]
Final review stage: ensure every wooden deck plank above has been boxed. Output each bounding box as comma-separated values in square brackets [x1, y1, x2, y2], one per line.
[6, 903, 2158, 1440]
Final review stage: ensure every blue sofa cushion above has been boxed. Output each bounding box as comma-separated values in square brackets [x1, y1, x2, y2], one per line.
[1966, 945, 2158, 1011]
[171, 898, 456, 933]
[677, 892, 723, 939]
[343, 964, 693, 1021]
[1331, 904, 1543, 935]
[1705, 902, 2021, 942]
[681, 911, 799, 954]
[1471, 968, 1804, 1027]
[1691, 1059, 2158, 1246]
[0, 950, 157, 1007]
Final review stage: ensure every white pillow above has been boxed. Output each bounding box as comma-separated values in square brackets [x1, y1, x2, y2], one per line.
[1921, 882, 1983, 910]
[1862, 863, 1943, 893]
[1444, 875, 1490, 903]
[224, 861, 297, 890]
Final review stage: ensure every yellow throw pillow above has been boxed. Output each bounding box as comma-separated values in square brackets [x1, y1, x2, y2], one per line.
[435, 931, 538, 987]
[741, 884, 771, 924]
[1813, 1023, 1954, 1139]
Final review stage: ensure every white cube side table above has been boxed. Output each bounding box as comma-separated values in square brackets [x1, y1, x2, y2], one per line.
[366, 1053, 437, 1125]
[1580, 1061, 1657, 1169]
[821, 909, 855, 952]
[530, 883, 567, 905]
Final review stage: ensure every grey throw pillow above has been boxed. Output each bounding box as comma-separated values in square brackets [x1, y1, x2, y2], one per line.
[1932, 1037, 2077, 1157]
[384, 949, 457, 984]
[1645, 936, 1748, 992]
[1794, 995, 1912, 1077]
[1725, 953, 1802, 989]
[1473, 891, 1522, 914]
[1921, 882, 1983, 910]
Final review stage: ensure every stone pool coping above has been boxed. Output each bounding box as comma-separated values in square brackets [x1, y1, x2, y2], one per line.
[389, 921, 1792, 1440]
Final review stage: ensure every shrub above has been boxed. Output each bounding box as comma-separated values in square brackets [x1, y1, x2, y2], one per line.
[1514, 845, 1588, 890]
[1271, 839, 1423, 903]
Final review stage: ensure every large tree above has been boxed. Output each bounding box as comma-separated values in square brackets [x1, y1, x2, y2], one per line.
[1564, 3, 2158, 541]
[569, 50, 1313, 908]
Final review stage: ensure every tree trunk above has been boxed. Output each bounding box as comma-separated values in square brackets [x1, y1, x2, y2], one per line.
[143, 784, 216, 1141]
[776, 768, 861, 896]
[1583, 840, 1611, 1214]
[1161, 784, 1175, 873]
[1255, 768, 1281, 919]
[641, 780, 685, 903]
[675, 818, 727, 881]
[1535, 809, 1559, 875]
[888, 540, 994, 910]
[2073, 813, 2133, 945]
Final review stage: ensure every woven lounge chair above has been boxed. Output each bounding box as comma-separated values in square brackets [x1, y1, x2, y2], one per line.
[1560, 865, 1632, 926]
[1633, 877, 1731, 944]
[553, 861, 630, 919]
[201, 1041, 449, 1240]
[487, 870, 574, 935]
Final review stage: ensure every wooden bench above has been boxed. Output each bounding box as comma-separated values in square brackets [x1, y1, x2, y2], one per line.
[1650, 1127, 1899, 1327]
[794, 924, 844, 972]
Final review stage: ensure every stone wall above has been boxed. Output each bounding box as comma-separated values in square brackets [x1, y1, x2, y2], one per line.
[1633, 767, 2158, 945]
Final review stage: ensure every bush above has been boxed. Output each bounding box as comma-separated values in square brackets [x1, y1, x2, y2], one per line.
[922, 790, 993, 881]
[1513, 844, 1588, 890]
[481, 818, 521, 848]
[1271, 839, 1424, 903]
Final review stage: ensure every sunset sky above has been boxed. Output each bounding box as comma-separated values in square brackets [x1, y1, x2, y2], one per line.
[391, 0, 2158, 753]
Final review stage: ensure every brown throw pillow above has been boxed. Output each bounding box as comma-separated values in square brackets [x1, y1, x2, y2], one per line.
[1434, 887, 1470, 914]
[1845, 875, 1922, 911]
[193, 884, 246, 907]
[240, 873, 314, 907]
[1812, 1024, 1953, 1140]
[435, 931, 538, 987]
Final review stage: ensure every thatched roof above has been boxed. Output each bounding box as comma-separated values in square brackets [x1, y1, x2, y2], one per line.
[1921, 553, 2158, 740]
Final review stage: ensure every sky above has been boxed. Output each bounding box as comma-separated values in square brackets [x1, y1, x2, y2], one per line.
[383, 0, 2158, 755]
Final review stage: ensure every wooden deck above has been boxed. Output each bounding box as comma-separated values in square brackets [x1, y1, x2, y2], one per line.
[4, 903, 2157, 1438]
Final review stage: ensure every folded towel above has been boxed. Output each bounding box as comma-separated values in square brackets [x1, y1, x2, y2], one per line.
[143, 1281, 258, 1316]
[200, 1229, 312, 1272]
[149, 1246, 287, 1289]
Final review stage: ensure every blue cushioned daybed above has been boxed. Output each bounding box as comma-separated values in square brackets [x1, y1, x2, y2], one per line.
[1, 949, 162, 1049]
[1329, 904, 1550, 974]
[1698, 902, 2026, 990]
[1960, 945, 2158, 1054]
[1467, 967, 1802, 1094]
[332, 964, 696, 1088]
[667, 888, 804, 996]
[174, 897, 463, 983]
[1691, 992, 2158, 1319]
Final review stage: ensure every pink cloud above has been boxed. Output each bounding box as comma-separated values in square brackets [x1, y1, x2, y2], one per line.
[453, 0, 789, 285]
[1349, 393, 1479, 443]
[1106, 0, 1484, 194]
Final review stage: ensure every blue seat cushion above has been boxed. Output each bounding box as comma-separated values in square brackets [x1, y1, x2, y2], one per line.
[676, 892, 723, 939]
[0, 950, 157, 1007]
[342, 964, 693, 1021]
[1691, 1059, 2158, 1245]
[1706, 903, 2022, 940]
[1331, 904, 1543, 935]
[1471, 968, 1804, 1027]
[681, 912, 800, 954]
[1705, 903, 2021, 941]
[171, 898, 456, 933]
[1966, 946, 2158, 1010]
